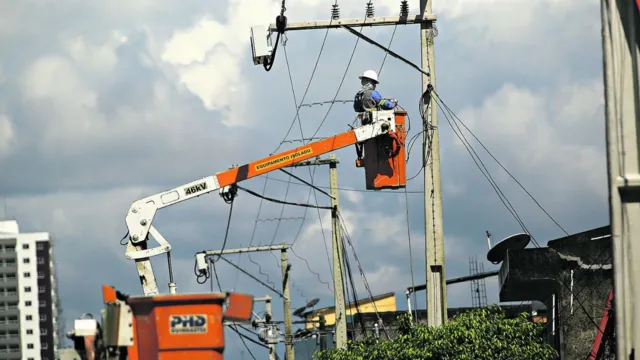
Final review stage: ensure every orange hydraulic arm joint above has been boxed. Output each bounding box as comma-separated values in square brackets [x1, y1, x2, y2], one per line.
[123, 110, 407, 295]
[101, 284, 254, 360]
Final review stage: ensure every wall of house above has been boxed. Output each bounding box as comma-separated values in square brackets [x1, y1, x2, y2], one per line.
[304, 295, 397, 329]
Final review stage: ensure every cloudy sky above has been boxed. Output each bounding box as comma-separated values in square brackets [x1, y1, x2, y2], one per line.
[0, 0, 609, 357]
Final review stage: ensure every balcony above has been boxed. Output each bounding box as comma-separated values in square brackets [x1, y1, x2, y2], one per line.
[0, 294, 18, 303]
[0, 266, 17, 274]
[0, 320, 20, 329]
[0, 348, 21, 360]
[0, 336, 20, 346]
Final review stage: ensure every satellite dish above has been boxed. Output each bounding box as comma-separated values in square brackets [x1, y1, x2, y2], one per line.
[293, 307, 306, 317]
[487, 233, 530, 264]
[293, 298, 321, 318]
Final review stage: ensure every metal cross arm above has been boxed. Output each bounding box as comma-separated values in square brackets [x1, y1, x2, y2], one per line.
[267, 14, 436, 32]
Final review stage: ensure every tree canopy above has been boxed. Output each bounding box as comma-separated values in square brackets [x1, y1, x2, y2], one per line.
[313, 305, 557, 360]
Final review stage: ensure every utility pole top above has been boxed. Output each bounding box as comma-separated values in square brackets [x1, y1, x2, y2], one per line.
[268, 14, 436, 32]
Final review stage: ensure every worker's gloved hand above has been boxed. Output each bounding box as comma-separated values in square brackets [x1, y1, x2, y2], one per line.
[392, 99, 399, 107]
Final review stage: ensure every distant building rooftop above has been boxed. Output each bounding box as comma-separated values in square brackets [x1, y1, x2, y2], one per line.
[0, 220, 19, 234]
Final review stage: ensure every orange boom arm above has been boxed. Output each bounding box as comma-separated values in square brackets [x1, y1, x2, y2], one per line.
[216, 129, 358, 186]
[123, 110, 406, 296]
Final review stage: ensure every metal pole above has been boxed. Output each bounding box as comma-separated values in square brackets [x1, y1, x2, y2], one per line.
[420, 0, 447, 327]
[281, 246, 294, 360]
[265, 295, 276, 360]
[329, 154, 348, 348]
[600, 0, 640, 356]
[319, 314, 327, 351]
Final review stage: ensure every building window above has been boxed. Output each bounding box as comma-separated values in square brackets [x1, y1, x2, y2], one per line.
[40, 315, 47, 321]
[37, 257, 44, 265]
[36, 243, 44, 250]
[22, 244, 28, 250]
[23, 272, 30, 278]
[23, 258, 30, 264]
[39, 286, 45, 293]
[27, 343, 33, 349]
[40, 328, 47, 335]
[25, 301, 31, 306]
[24, 286, 31, 292]
[26, 329, 33, 335]
[28, 358, 34, 360]
[41, 342, 49, 350]
[39, 300, 45, 308]
[26, 315, 32, 321]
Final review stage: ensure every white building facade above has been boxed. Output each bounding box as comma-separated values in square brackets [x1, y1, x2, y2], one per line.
[0, 220, 59, 360]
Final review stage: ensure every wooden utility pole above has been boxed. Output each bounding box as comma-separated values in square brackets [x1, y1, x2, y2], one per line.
[600, 0, 640, 357]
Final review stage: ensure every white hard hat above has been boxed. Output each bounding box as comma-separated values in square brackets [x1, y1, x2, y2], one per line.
[359, 69, 379, 83]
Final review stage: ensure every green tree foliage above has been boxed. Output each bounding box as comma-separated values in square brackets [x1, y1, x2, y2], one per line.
[313, 305, 557, 360]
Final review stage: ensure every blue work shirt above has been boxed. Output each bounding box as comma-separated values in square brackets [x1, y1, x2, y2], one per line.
[370, 90, 396, 110]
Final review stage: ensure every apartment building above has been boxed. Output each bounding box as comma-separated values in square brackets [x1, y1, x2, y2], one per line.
[0, 220, 59, 360]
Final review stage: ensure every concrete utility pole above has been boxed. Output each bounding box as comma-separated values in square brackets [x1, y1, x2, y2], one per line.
[329, 155, 347, 348]
[203, 245, 293, 359]
[265, 295, 276, 360]
[281, 247, 294, 360]
[288, 155, 347, 348]
[260, 0, 444, 328]
[600, 0, 640, 357]
[419, 0, 447, 327]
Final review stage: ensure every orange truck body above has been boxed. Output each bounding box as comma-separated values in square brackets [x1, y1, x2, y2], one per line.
[102, 285, 254, 360]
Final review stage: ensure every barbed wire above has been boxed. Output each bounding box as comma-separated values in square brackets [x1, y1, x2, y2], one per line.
[299, 99, 354, 108]
[256, 217, 306, 223]
[280, 137, 327, 144]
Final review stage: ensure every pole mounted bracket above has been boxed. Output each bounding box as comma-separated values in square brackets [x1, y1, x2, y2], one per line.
[616, 174, 640, 202]
[341, 25, 430, 77]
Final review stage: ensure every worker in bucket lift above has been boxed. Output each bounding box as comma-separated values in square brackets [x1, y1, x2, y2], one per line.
[353, 69, 398, 113]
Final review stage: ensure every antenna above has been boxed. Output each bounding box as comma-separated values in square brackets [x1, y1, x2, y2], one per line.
[486, 233, 530, 265]
[486, 230, 492, 250]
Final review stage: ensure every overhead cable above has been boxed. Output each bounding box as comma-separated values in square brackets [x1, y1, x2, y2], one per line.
[279, 168, 335, 199]
[349, 34, 568, 237]
[434, 92, 570, 236]
[290, 245, 333, 294]
[337, 210, 390, 340]
[262, 0, 288, 71]
[281, 44, 334, 285]
[341, 232, 367, 334]
[341, 25, 429, 78]
[237, 185, 331, 210]
[237, 0, 342, 291]
[308, 7, 373, 140]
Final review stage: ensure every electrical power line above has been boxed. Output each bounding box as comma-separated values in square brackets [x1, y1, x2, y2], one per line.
[308, 7, 372, 140]
[434, 94, 570, 236]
